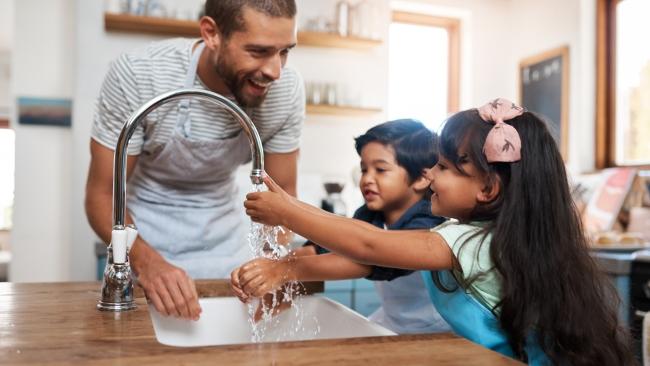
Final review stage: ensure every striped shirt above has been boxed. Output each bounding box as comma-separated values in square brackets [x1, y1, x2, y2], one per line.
[92, 38, 305, 156]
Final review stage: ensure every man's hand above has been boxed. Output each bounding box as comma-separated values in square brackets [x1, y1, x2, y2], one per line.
[131, 241, 202, 320]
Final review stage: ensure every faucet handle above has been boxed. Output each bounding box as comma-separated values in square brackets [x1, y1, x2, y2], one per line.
[111, 229, 128, 264]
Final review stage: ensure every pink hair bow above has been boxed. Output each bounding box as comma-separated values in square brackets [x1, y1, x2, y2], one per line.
[477, 98, 524, 163]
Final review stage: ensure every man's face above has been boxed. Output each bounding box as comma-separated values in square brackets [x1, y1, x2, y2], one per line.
[215, 7, 297, 107]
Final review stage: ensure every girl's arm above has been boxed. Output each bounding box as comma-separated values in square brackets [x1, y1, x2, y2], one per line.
[245, 175, 454, 271]
[237, 253, 372, 298]
[290, 244, 318, 256]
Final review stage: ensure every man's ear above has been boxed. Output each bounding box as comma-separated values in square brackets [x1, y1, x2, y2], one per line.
[199, 16, 221, 51]
[476, 176, 501, 203]
[412, 174, 431, 193]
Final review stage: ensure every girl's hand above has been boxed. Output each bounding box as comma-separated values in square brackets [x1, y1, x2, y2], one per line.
[245, 174, 293, 227]
[230, 265, 250, 303]
[238, 257, 294, 298]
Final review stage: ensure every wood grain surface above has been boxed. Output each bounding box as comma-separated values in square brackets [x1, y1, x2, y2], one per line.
[0, 281, 523, 365]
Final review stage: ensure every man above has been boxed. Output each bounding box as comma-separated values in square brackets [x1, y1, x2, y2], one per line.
[85, 0, 303, 321]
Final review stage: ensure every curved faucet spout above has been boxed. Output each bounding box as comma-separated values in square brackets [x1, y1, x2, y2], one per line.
[112, 88, 265, 228]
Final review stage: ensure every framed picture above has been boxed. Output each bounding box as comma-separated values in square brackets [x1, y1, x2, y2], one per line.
[17, 97, 72, 127]
[519, 46, 569, 160]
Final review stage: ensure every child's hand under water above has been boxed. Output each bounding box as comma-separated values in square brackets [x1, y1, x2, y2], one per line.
[237, 257, 294, 298]
[230, 267, 294, 322]
[245, 174, 293, 227]
[230, 265, 250, 303]
[252, 290, 294, 323]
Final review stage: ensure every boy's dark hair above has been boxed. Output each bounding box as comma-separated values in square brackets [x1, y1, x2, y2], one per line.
[354, 119, 438, 183]
[204, 0, 297, 40]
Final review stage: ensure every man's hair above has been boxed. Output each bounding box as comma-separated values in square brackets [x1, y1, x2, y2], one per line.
[204, 0, 297, 39]
[354, 119, 438, 183]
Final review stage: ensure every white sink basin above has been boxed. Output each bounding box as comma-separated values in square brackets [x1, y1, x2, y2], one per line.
[149, 295, 396, 347]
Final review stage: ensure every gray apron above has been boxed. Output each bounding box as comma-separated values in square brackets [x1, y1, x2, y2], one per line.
[369, 271, 451, 334]
[127, 42, 253, 279]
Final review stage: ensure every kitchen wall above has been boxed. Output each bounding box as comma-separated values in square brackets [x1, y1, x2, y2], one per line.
[8, 0, 594, 282]
[10, 0, 75, 281]
[507, 0, 597, 173]
[0, 1, 13, 49]
[0, 0, 13, 116]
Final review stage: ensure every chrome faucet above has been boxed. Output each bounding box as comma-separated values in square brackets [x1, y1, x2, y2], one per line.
[97, 88, 265, 311]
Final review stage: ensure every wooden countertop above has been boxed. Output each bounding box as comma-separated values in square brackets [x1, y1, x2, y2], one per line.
[0, 281, 523, 365]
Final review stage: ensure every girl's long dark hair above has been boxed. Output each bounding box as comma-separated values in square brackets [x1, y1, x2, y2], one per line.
[439, 110, 635, 365]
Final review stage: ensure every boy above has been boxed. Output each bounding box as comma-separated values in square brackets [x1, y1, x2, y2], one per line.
[232, 119, 449, 334]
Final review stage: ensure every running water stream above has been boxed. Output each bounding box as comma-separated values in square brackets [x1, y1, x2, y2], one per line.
[246, 184, 320, 342]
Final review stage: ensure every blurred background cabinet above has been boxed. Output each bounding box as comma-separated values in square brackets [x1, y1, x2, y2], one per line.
[323, 278, 380, 317]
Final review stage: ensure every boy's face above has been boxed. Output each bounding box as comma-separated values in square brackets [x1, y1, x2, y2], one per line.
[359, 142, 419, 213]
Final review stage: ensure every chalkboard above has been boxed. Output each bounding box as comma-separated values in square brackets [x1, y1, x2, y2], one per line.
[519, 46, 569, 160]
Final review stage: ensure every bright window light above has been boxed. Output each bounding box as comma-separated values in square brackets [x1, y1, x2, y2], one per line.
[388, 22, 449, 132]
[0, 129, 14, 229]
[615, 0, 650, 165]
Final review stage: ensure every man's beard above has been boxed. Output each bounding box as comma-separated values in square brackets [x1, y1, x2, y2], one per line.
[215, 57, 272, 108]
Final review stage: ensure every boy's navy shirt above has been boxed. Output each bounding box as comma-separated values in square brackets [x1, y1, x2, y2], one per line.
[312, 199, 446, 281]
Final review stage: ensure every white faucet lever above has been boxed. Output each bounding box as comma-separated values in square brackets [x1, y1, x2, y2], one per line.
[111, 229, 128, 264]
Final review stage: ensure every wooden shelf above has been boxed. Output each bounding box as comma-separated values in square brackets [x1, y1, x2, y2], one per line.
[306, 104, 382, 116]
[297, 31, 382, 49]
[104, 13, 200, 37]
[104, 13, 382, 49]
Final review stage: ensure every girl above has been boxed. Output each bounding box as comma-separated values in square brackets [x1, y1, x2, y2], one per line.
[240, 99, 634, 365]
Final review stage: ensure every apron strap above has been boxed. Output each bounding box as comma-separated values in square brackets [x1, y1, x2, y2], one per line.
[176, 41, 205, 137]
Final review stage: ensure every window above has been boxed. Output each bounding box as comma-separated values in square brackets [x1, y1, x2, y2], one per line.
[597, 0, 650, 167]
[0, 49, 11, 230]
[388, 12, 459, 131]
[0, 127, 13, 229]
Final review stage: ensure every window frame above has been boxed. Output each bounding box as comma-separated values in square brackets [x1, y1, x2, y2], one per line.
[596, 0, 650, 168]
[390, 11, 460, 115]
